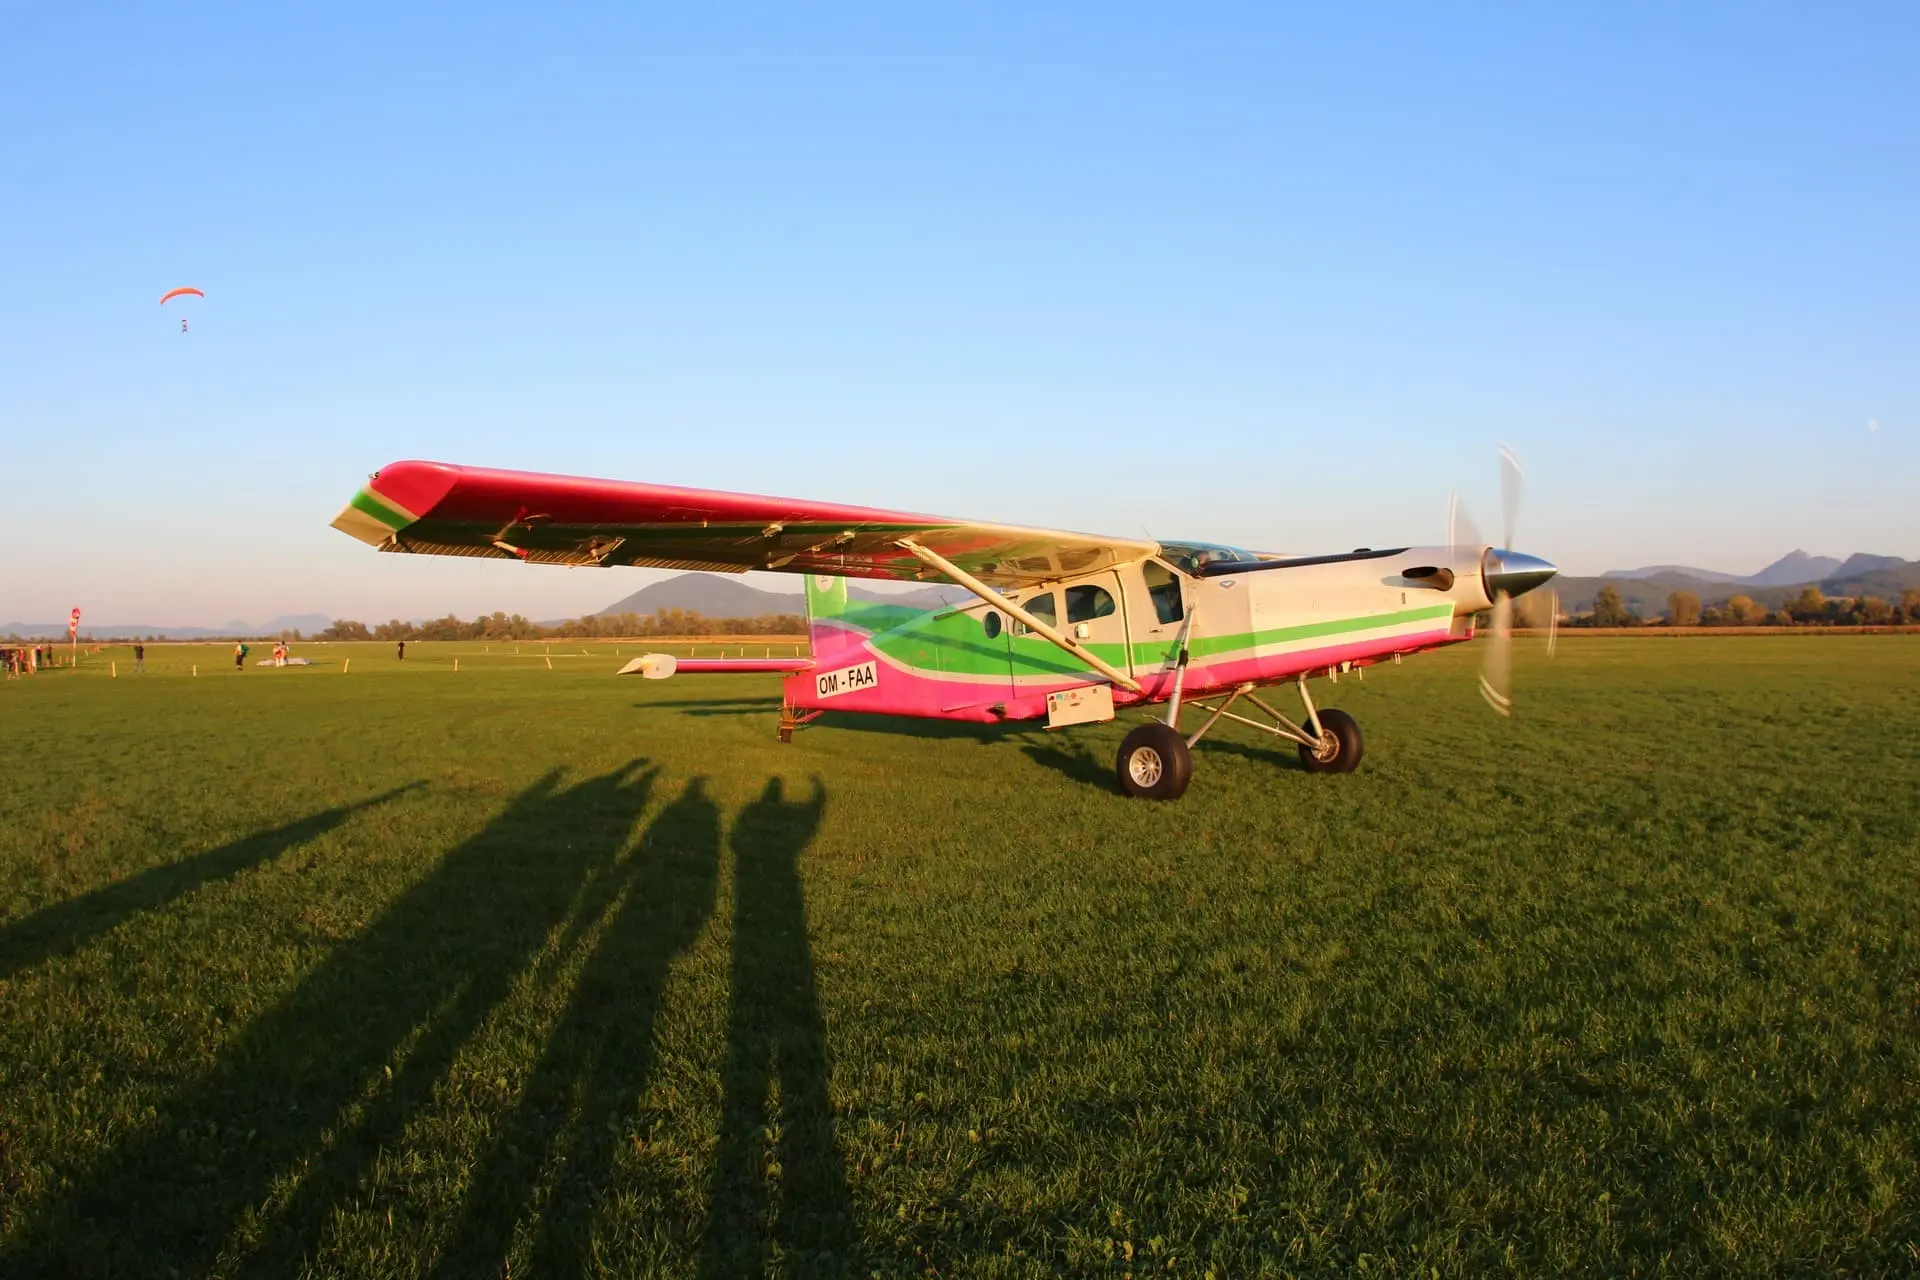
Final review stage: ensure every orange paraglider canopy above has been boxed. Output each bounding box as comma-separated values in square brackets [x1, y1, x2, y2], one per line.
[159, 287, 204, 305]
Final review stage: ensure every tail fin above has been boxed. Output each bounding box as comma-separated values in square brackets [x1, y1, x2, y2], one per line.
[804, 574, 864, 660]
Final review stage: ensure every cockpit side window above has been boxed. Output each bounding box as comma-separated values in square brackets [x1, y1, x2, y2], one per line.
[1017, 591, 1058, 635]
[1065, 585, 1117, 624]
[1142, 561, 1184, 625]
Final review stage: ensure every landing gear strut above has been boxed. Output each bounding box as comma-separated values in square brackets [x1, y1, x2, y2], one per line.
[777, 704, 823, 743]
[1114, 671, 1364, 798]
[1295, 707, 1364, 774]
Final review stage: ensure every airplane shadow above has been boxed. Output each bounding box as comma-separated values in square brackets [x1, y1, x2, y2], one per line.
[812, 714, 1009, 745]
[0, 782, 424, 982]
[635, 688, 1321, 795]
[5, 763, 661, 1278]
[701, 777, 857, 1277]
[633, 697, 1012, 746]
[1020, 725, 1311, 790]
[1021, 740, 1118, 791]
[1197, 736, 1311, 773]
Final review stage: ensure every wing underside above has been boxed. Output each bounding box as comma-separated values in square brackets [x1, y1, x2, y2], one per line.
[332, 460, 1158, 588]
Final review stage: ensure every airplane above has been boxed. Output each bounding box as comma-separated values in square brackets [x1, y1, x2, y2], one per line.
[331, 458, 1557, 799]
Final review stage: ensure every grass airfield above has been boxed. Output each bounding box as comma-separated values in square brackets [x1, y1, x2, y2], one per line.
[1, 637, 1916, 1277]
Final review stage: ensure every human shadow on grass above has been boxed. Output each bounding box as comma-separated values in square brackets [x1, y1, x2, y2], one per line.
[701, 777, 857, 1278]
[3, 763, 658, 1280]
[0, 782, 423, 982]
[429, 776, 722, 1278]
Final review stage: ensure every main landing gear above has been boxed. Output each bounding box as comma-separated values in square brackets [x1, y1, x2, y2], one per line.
[1115, 672, 1364, 799]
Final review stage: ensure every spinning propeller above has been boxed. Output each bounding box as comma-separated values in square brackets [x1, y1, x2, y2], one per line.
[1450, 446, 1559, 716]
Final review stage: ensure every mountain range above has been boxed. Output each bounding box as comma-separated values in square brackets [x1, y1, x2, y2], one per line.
[0, 613, 333, 641]
[10, 552, 1914, 639]
[1599, 550, 1906, 588]
[595, 574, 960, 618]
[602, 560, 1920, 624]
[1554, 554, 1920, 615]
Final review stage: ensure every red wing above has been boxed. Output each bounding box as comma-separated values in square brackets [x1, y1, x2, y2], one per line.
[332, 460, 1157, 587]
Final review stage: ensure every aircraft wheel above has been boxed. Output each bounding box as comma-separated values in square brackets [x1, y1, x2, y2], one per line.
[1116, 723, 1193, 799]
[1298, 708, 1364, 774]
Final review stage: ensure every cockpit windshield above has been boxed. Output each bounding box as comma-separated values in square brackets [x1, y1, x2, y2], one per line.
[1156, 541, 1264, 575]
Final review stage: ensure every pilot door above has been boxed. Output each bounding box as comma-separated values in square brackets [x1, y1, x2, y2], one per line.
[1119, 559, 1188, 673]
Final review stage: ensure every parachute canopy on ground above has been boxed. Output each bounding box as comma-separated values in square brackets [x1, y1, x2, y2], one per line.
[159, 287, 204, 305]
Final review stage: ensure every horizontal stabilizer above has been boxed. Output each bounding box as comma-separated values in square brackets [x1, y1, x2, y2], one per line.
[618, 653, 814, 678]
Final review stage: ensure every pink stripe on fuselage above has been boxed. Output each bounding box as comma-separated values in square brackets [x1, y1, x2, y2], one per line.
[781, 623, 1462, 724]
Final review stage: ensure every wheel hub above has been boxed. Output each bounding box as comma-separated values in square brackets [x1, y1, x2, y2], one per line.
[1309, 727, 1339, 762]
[1128, 746, 1164, 787]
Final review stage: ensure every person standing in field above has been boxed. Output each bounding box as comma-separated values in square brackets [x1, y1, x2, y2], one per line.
[397, 640, 405, 661]
[134, 642, 145, 674]
[234, 641, 248, 670]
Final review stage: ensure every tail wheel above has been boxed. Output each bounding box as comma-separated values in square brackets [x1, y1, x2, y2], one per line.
[1298, 708, 1364, 774]
[1116, 723, 1193, 799]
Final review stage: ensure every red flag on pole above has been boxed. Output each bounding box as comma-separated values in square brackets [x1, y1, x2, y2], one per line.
[69, 607, 81, 638]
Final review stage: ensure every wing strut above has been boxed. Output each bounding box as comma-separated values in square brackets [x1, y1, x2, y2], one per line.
[895, 538, 1143, 694]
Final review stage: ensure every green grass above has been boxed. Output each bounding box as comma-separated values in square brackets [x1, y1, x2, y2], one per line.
[1, 637, 1917, 1277]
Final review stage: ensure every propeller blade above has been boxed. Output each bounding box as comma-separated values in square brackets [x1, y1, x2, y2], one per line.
[1498, 444, 1524, 552]
[1478, 592, 1513, 716]
[1448, 492, 1484, 558]
[1545, 587, 1559, 659]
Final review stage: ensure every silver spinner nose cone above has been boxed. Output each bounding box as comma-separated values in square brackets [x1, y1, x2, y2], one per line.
[1485, 550, 1558, 598]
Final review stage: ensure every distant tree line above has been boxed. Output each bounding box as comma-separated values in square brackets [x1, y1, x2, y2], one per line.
[315, 608, 807, 643]
[1541, 585, 1920, 629]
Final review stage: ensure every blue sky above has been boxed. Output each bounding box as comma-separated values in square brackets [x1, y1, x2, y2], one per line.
[3, 3, 1914, 626]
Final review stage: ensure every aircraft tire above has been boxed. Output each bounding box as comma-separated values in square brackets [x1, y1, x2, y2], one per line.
[1116, 723, 1193, 799]
[1298, 708, 1364, 774]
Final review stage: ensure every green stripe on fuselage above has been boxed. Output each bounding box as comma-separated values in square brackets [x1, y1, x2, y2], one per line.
[857, 601, 1454, 680]
[1176, 603, 1455, 665]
